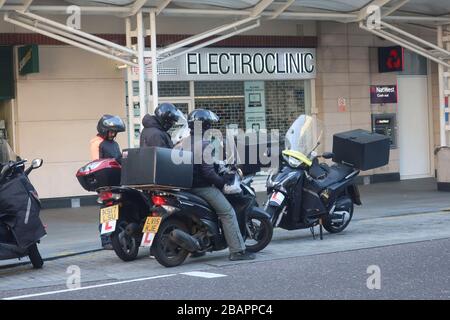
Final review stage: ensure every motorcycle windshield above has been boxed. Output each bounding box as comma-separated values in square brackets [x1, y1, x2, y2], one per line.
[170, 112, 190, 146]
[0, 139, 18, 164]
[284, 115, 323, 156]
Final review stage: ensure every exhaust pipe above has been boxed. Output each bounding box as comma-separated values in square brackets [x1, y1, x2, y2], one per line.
[169, 229, 201, 252]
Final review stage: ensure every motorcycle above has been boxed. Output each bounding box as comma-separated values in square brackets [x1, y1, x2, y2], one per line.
[0, 138, 45, 269]
[77, 160, 273, 267]
[147, 163, 273, 267]
[264, 115, 362, 239]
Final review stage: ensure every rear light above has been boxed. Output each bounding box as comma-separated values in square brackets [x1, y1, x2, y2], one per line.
[97, 191, 121, 204]
[151, 195, 167, 206]
[99, 191, 113, 201]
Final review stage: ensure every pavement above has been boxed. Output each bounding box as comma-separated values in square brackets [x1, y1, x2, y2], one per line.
[1, 177, 449, 268]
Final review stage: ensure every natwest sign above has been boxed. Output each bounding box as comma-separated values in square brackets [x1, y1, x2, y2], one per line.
[149, 48, 316, 81]
[370, 85, 398, 104]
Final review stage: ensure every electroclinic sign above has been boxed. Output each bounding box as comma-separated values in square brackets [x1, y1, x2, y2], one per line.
[156, 48, 316, 81]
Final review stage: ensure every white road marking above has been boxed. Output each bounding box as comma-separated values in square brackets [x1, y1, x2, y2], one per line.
[181, 271, 227, 278]
[2, 274, 177, 300]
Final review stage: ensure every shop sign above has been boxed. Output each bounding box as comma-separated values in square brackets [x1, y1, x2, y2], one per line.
[245, 112, 266, 132]
[143, 48, 316, 81]
[378, 46, 404, 73]
[370, 85, 398, 104]
[338, 97, 347, 112]
[18, 45, 39, 75]
[245, 81, 266, 132]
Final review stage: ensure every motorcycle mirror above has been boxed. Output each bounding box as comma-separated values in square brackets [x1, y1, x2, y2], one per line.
[31, 159, 43, 169]
[322, 152, 334, 160]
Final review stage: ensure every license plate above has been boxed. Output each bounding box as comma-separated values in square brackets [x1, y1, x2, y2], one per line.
[100, 205, 119, 224]
[270, 192, 285, 206]
[142, 217, 162, 233]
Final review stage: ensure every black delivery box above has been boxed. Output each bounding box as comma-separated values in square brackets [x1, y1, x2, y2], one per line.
[121, 147, 193, 189]
[332, 129, 390, 171]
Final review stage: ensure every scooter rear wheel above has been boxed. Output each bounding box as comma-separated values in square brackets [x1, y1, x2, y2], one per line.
[152, 219, 190, 268]
[111, 223, 139, 262]
[323, 197, 354, 233]
[28, 243, 43, 269]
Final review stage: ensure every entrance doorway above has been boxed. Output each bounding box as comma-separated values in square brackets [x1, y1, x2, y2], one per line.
[397, 75, 431, 179]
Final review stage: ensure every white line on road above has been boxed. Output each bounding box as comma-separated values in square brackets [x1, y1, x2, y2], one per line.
[2, 274, 177, 300]
[181, 271, 227, 278]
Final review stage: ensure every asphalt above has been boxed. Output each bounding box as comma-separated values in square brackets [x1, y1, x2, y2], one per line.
[1, 238, 449, 300]
[1, 177, 450, 268]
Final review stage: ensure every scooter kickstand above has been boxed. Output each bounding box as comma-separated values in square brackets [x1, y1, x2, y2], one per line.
[319, 218, 323, 240]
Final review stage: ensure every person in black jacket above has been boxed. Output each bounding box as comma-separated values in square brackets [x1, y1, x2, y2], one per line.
[140, 103, 183, 148]
[187, 109, 255, 261]
[90, 115, 125, 163]
[90, 115, 125, 250]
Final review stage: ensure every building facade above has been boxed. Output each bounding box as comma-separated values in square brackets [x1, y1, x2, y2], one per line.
[0, 15, 443, 205]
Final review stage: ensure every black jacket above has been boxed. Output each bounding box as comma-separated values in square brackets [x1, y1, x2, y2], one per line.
[190, 136, 226, 189]
[140, 115, 174, 148]
[99, 140, 122, 162]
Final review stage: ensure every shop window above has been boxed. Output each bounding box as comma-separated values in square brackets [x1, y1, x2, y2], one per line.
[194, 81, 245, 134]
[265, 80, 306, 139]
[157, 81, 190, 97]
[398, 50, 427, 75]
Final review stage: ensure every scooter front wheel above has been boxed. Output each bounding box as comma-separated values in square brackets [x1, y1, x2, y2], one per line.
[28, 243, 43, 269]
[244, 216, 273, 253]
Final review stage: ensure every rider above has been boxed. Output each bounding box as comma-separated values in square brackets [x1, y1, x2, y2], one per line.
[140, 103, 183, 148]
[90, 114, 125, 249]
[187, 109, 255, 261]
[90, 115, 125, 163]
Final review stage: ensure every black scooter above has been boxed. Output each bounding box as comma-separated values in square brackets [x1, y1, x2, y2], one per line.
[148, 164, 273, 267]
[266, 150, 361, 238]
[0, 157, 45, 269]
[264, 115, 361, 239]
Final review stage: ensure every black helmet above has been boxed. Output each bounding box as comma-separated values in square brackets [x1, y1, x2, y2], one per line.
[97, 115, 126, 137]
[188, 109, 220, 132]
[155, 103, 183, 131]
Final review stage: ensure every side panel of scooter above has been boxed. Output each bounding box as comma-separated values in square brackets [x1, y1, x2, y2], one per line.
[177, 199, 218, 224]
[326, 179, 357, 206]
[0, 242, 28, 260]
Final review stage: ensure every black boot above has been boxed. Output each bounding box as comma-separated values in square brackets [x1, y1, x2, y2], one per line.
[229, 250, 255, 261]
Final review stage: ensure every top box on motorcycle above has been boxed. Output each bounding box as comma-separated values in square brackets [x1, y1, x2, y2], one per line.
[332, 129, 390, 171]
[120, 147, 193, 189]
[76, 158, 121, 192]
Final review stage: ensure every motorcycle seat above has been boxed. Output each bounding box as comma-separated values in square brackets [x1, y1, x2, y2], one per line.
[172, 191, 212, 209]
[312, 163, 355, 190]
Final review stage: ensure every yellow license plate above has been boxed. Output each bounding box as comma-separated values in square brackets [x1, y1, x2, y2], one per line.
[143, 217, 162, 233]
[100, 205, 119, 224]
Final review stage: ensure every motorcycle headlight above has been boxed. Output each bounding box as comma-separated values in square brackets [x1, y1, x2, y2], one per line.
[266, 174, 277, 188]
[288, 156, 302, 168]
